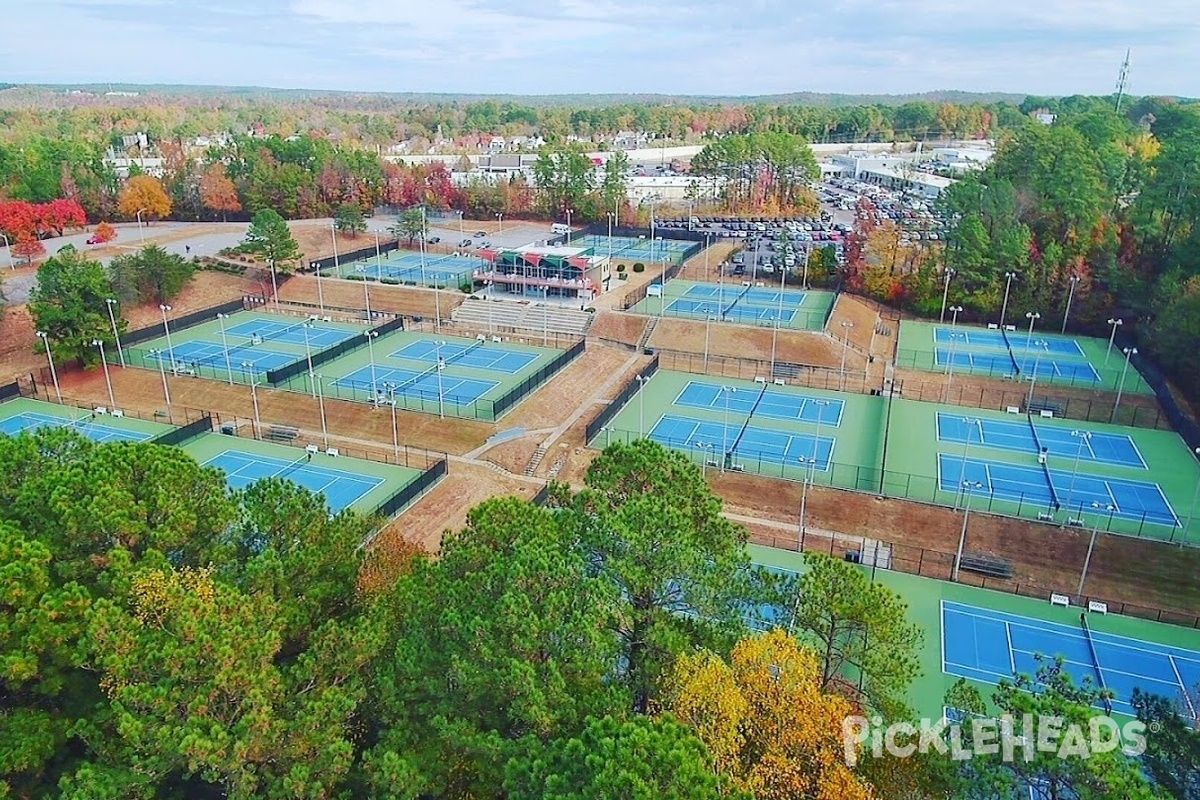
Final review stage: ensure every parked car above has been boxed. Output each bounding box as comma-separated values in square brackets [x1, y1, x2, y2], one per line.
[86, 235, 103, 244]
[459, 238, 472, 247]
[474, 230, 487, 238]
[427, 236, 441, 244]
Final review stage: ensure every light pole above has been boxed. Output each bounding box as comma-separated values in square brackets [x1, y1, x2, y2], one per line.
[798, 399, 830, 537]
[374, 230, 383, 273]
[1104, 318, 1123, 366]
[1184, 447, 1200, 542]
[136, 208, 148, 242]
[1062, 275, 1080, 334]
[1023, 311, 1041, 365]
[1064, 430, 1092, 519]
[693, 440, 713, 478]
[1111, 347, 1137, 423]
[1077, 502, 1116, 600]
[839, 321, 854, 391]
[303, 317, 318, 398]
[801, 246, 811, 290]
[92, 339, 116, 408]
[939, 267, 956, 323]
[386, 382, 400, 462]
[355, 265, 373, 322]
[943, 305, 964, 403]
[496, 212, 503, 234]
[105, 298, 125, 367]
[35, 331, 62, 403]
[955, 416, 978, 509]
[999, 271, 1017, 328]
[769, 313, 780, 377]
[217, 312, 235, 385]
[242, 362, 262, 439]
[435, 362, 446, 420]
[0, 232, 12, 269]
[953, 480, 985, 581]
[312, 260, 326, 313]
[365, 331, 379, 401]
[565, 208, 573, 244]
[159, 304, 176, 369]
[720, 385, 736, 472]
[148, 348, 172, 411]
[703, 305, 712, 371]
[316, 373, 329, 448]
[1026, 340, 1048, 410]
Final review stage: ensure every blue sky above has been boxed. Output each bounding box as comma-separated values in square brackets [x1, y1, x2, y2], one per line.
[3, 0, 1197, 97]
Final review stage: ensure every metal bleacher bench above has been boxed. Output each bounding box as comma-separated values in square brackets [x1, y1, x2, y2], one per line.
[265, 425, 300, 442]
[958, 552, 1015, 579]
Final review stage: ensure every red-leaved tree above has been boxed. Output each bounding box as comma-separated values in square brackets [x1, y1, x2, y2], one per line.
[12, 230, 46, 264]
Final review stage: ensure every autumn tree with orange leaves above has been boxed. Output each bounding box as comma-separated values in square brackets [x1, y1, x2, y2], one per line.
[198, 162, 242, 220]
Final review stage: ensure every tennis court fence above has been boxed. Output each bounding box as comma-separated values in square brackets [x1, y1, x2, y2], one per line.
[893, 372, 1168, 430]
[375, 456, 447, 517]
[595, 423, 1182, 539]
[119, 298, 249, 348]
[1117, 333, 1200, 454]
[491, 338, 587, 419]
[584, 355, 661, 442]
[653, 348, 874, 394]
[149, 413, 214, 446]
[0, 380, 20, 402]
[896, 349, 1119, 390]
[308, 239, 402, 274]
[751, 524, 1200, 629]
[264, 316, 404, 386]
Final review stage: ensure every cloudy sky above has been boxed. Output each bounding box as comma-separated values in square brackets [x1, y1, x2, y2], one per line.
[3, 0, 1197, 97]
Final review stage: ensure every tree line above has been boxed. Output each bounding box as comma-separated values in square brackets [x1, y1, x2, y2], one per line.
[2, 433, 1196, 798]
[844, 99, 1200, 411]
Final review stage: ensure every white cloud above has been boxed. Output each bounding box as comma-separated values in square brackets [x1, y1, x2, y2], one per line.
[0, 0, 1195, 96]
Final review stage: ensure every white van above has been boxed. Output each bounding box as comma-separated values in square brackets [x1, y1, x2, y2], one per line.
[551, 223, 571, 235]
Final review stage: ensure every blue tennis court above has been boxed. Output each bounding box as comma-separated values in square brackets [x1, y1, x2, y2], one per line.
[936, 413, 1145, 469]
[0, 411, 153, 443]
[937, 454, 1178, 525]
[935, 348, 1018, 374]
[148, 340, 299, 376]
[934, 327, 1085, 357]
[225, 319, 354, 348]
[651, 414, 835, 469]
[1014, 354, 1102, 382]
[204, 449, 382, 512]
[392, 339, 538, 374]
[354, 256, 475, 284]
[333, 365, 498, 405]
[665, 297, 798, 323]
[942, 600, 1200, 716]
[674, 380, 844, 425]
[573, 234, 693, 258]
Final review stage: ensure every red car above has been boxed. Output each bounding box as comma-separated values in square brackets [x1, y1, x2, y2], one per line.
[86, 235, 103, 244]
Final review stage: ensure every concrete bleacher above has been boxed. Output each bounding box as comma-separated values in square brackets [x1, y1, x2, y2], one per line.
[451, 297, 593, 337]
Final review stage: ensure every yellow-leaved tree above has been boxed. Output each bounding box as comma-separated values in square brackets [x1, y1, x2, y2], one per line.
[117, 174, 172, 220]
[665, 628, 874, 800]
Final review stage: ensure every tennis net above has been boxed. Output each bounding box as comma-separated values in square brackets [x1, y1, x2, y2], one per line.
[443, 339, 485, 367]
[998, 327, 1022, 375]
[729, 383, 769, 459]
[721, 284, 752, 317]
[267, 453, 311, 482]
[387, 362, 442, 398]
[1079, 613, 1106, 690]
[1028, 414, 1060, 509]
